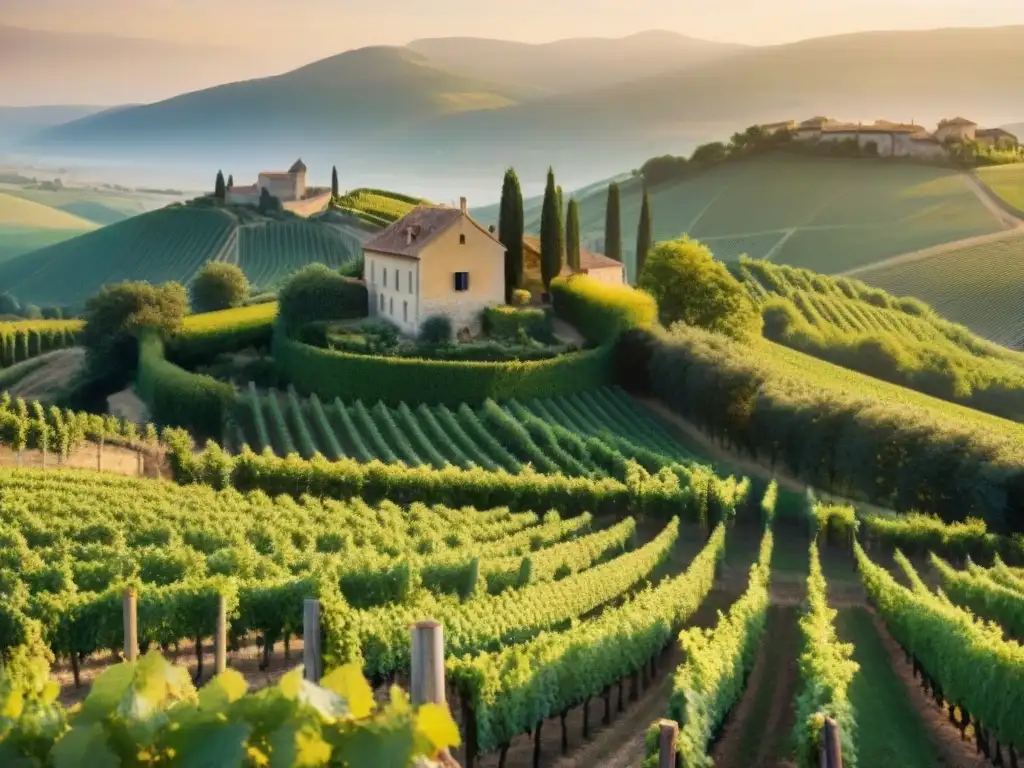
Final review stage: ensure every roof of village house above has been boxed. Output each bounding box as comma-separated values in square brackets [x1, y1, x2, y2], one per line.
[799, 116, 831, 128]
[977, 127, 1018, 139]
[821, 123, 923, 135]
[259, 172, 296, 180]
[761, 120, 796, 129]
[289, 159, 307, 173]
[938, 117, 977, 127]
[522, 236, 623, 273]
[363, 205, 503, 259]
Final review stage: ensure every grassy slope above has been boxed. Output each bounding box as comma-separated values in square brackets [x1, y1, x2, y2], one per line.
[0, 192, 98, 230]
[520, 157, 1000, 281]
[836, 608, 940, 768]
[977, 163, 1024, 211]
[856, 232, 1024, 347]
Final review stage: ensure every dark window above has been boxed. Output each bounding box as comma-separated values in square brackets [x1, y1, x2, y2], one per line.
[389, 297, 394, 316]
[454, 272, 469, 292]
[459, 234, 466, 245]
[408, 271, 412, 293]
[370, 261, 375, 282]
[403, 301, 408, 322]
[379, 293, 384, 312]
[383, 268, 387, 288]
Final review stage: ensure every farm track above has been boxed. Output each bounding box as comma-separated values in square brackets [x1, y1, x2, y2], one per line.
[843, 171, 1024, 278]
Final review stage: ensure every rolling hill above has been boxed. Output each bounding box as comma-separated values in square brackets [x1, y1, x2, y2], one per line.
[0, 191, 99, 263]
[406, 31, 746, 95]
[976, 163, 1024, 212]
[0, 203, 364, 308]
[500, 156, 1004, 281]
[0, 105, 113, 148]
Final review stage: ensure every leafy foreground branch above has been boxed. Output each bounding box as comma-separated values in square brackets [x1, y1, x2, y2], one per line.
[0, 644, 460, 767]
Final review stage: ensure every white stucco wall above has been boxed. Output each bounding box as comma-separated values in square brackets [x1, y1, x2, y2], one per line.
[365, 251, 420, 335]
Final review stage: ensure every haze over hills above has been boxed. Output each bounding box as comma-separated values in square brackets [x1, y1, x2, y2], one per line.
[0, 24, 283, 106]
[406, 31, 747, 94]
[0, 105, 115, 149]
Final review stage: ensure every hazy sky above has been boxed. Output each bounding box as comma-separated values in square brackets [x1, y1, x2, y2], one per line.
[5, 0, 1024, 57]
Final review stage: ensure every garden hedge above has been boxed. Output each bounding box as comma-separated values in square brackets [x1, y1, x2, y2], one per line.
[550, 274, 657, 345]
[136, 330, 235, 439]
[482, 305, 552, 341]
[272, 327, 612, 406]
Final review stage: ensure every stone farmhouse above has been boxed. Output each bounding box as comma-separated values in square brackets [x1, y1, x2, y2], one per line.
[773, 116, 1018, 158]
[226, 159, 332, 216]
[362, 198, 506, 336]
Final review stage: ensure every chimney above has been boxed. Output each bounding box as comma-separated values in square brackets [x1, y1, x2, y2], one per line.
[460, 196, 467, 215]
[406, 227, 413, 246]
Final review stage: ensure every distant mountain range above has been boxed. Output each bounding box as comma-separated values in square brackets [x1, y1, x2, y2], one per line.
[12, 26, 1024, 198]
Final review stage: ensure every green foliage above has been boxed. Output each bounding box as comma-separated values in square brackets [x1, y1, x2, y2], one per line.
[860, 513, 1024, 565]
[511, 289, 531, 306]
[214, 170, 225, 200]
[810, 502, 858, 550]
[635, 185, 652, 282]
[856, 542, 1024, 755]
[418, 315, 452, 345]
[166, 302, 278, 370]
[604, 182, 622, 263]
[539, 168, 564, 290]
[550, 274, 657, 345]
[640, 237, 761, 341]
[0, 320, 82, 368]
[82, 281, 189, 377]
[135, 330, 235, 439]
[331, 165, 339, 199]
[793, 542, 858, 768]
[481, 306, 551, 342]
[499, 168, 525, 300]
[566, 198, 581, 272]
[930, 554, 1024, 637]
[277, 264, 367, 334]
[190, 262, 250, 314]
[653, 528, 772, 767]
[272, 328, 613, 407]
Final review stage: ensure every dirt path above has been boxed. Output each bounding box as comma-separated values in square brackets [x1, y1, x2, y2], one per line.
[7, 348, 84, 400]
[841, 172, 1024, 278]
[868, 611, 991, 768]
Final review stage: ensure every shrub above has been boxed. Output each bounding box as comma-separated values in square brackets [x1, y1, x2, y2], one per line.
[338, 255, 364, 279]
[418, 315, 452, 345]
[135, 329, 235, 439]
[166, 303, 278, 369]
[482, 306, 551, 342]
[277, 264, 367, 333]
[190, 262, 250, 313]
[272, 327, 612, 406]
[550, 274, 657, 345]
[511, 289, 532, 306]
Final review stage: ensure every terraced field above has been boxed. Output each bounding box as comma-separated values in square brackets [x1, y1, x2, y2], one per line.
[229, 384, 696, 471]
[525, 156, 1003, 281]
[855, 232, 1024, 347]
[332, 188, 425, 227]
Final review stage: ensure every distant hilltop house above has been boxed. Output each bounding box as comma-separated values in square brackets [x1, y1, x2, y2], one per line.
[766, 116, 1018, 158]
[226, 159, 331, 216]
[522, 236, 626, 286]
[362, 198, 506, 336]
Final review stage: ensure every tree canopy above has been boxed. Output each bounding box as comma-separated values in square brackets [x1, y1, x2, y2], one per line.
[539, 168, 564, 290]
[604, 182, 622, 263]
[278, 264, 368, 333]
[638, 237, 761, 341]
[566, 198, 581, 272]
[331, 166, 340, 199]
[191, 262, 250, 314]
[635, 185, 652, 283]
[214, 171, 226, 200]
[499, 168, 525, 301]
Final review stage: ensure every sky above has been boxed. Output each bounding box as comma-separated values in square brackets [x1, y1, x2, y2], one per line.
[4, 0, 1024, 59]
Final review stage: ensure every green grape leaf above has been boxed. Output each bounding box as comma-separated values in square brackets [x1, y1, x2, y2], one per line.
[415, 703, 461, 751]
[50, 723, 119, 768]
[334, 720, 416, 768]
[168, 719, 251, 768]
[319, 664, 373, 719]
[81, 662, 136, 722]
[198, 669, 249, 713]
[267, 720, 332, 768]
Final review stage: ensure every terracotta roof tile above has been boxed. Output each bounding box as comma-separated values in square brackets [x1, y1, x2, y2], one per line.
[939, 117, 977, 127]
[363, 205, 502, 259]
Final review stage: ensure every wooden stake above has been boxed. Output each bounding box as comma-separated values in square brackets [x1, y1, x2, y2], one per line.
[214, 594, 227, 675]
[658, 719, 679, 768]
[410, 619, 445, 706]
[303, 598, 321, 682]
[820, 717, 842, 768]
[123, 588, 138, 662]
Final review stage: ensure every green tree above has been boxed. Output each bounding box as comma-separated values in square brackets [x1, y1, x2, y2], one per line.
[539, 168, 564, 291]
[498, 168, 525, 301]
[331, 166, 340, 199]
[278, 264, 368, 333]
[214, 170, 226, 200]
[227, 174, 234, 190]
[604, 182, 622, 262]
[191, 262, 251, 313]
[82, 281, 189, 374]
[556, 185, 564, 216]
[639, 237, 762, 341]
[635, 185, 652, 283]
[566, 198, 581, 272]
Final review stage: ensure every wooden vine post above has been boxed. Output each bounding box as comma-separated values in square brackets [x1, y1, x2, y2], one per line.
[122, 588, 139, 662]
[214, 593, 227, 675]
[303, 598, 321, 683]
[819, 717, 843, 768]
[410, 620, 445, 706]
[658, 719, 679, 768]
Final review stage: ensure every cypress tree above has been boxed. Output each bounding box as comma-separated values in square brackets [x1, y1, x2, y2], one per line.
[539, 167, 564, 292]
[227, 174, 234, 190]
[498, 168, 525, 301]
[556, 185, 564, 216]
[331, 166, 340, 199]
[635, 184, 652, 283]
[566, 198, 581, 272]
[214, 170, 226, 200]
[604, 181, 622, 262]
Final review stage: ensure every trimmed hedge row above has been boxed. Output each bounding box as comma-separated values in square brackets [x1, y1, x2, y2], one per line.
[167, 303, 277, 368]
[482, 305, 552, 341]
[550, 274, 657, 345]
[136, 330, 235, 439]
[0, 320, 82, 367]
[272, 327, 613, 407]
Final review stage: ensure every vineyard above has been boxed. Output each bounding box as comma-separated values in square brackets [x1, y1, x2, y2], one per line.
[228, 385, 696, 473]
[332, 188, 426, 227]
[854, 232, 1024, 347]
[235, 221, 360, 290]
